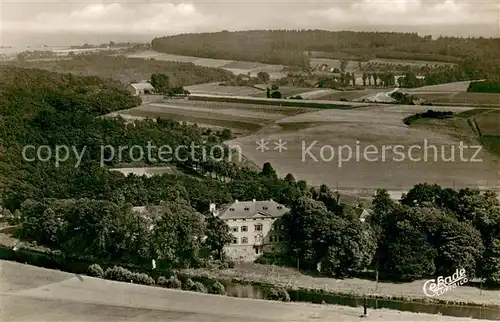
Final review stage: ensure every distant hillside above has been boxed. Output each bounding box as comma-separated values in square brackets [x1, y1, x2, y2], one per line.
[4, 55, 235, 87]
[152, 30, 500, 67]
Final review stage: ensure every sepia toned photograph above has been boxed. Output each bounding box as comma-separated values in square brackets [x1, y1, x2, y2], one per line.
[1, 0, 499, 321]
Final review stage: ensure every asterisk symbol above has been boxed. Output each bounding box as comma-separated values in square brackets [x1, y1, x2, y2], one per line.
[273, 139, 288, 152]
[256, 139, 270, 152]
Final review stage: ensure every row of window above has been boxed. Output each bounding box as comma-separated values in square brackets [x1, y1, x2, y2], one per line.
[231, 224, 284, 232]
[231, 224, 262, 232]
[230, 235, 286, 244]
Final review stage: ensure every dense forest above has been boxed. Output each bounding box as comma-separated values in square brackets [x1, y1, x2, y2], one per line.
[152, 30, 500, 67]
[1, 66, 499, 283]
[5, 54, 235, 86]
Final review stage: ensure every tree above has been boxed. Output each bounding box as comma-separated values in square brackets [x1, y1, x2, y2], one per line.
[150, 73, 170, 94]
[204, 215, 232, 260]
[257, 71, 270, 83]
[382, 220, 437, 281]
[284, 173, 296, 185]
[270, 91, 282, 99]
[433, 217, 484, 276]
[340, 60, 349, 73]
[261, 162, 278, 179]
[478, 238, 500, 284]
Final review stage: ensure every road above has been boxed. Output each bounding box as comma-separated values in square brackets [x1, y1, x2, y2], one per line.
[1, 260, 496, 322]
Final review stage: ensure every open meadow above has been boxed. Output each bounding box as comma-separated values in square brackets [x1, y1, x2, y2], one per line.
[110, 94, 499, 194]
[185, 82, 264, 96]
[406, 80, 474, 93]
[226, 104, 499, 192]
[413, 92, 500, 106]
[127, 51, 287, 79]
[111, 99, 313, 136]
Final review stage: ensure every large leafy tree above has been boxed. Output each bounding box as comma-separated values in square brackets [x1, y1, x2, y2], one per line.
[204, 215, 233, 260]
[150, 73, 170, 94]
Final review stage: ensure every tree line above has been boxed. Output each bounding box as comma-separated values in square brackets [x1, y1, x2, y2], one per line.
[152, 30, 500, 67]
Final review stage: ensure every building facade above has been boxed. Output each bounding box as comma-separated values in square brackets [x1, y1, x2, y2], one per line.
[211, 199, 290, 261]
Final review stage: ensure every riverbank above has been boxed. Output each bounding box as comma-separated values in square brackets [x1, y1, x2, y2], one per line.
[180, 262, 500, 308]
[1, 260, 497, 322]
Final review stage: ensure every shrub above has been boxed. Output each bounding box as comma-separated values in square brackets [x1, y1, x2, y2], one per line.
[157, 276, 168, 287]
[220, 259, 235, 269]
[265, 287, 291, 302]
[209, 281, 226, 295]
[87, 264, 104, 278]
[104, 266, 133, 282]
[158, 276, 182, 289]
[183, 278, 195, 291]
[193, 281, 208, 293]
[130, 272, 155, 285]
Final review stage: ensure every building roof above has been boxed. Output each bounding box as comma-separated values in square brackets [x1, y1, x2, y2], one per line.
[129, 82, 155, 91]
[218, 199, 290, 220]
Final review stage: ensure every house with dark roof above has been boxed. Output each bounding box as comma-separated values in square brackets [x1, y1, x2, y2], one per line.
[210, 199, 290, 261]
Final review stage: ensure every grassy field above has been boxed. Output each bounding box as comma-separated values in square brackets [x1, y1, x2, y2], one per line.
[476, 110, 500, 136]
[185, 82, 264, 96]
[475, 110, 500, 156]
[227, 104, 499, 191]
[249, 86, 315, 98]
[308, 89, 381, 101]
[113, 96, 499, 194]
[367, 58, 455, 67]
[4, 55, 234, 86]
[406, 81, 474, 93]
[113, 99, 312, 136]
[128, 50, 287, 79]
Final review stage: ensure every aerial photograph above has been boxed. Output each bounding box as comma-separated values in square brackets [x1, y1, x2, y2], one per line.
[1, 0, 500, 321]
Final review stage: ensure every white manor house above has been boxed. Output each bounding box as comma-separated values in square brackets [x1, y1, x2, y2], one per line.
[210, 199, 290, 261]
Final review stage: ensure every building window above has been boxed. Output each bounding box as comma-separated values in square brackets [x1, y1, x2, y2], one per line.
[241, 226, 248, 232]
[232, 226, 239, 232]
[230, 208, 235, 211]
[232, 237, 238, 244]
[241, 237, 248, 244]
[263, 206, 268, 210]
[277, 206, 283, 209]
[281, 225, 285, 230]
[255, 248, 260, 255]
[244, 207, 250, 211]
[254, 224, 263, 231]
[271, 225, 275, 231]
[254, 235, 262, 243]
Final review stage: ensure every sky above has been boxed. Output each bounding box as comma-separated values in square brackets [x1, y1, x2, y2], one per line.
[1, 0, 499, 47]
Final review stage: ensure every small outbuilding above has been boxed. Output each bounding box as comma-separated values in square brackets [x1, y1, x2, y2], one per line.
[127, 82, 155, 96]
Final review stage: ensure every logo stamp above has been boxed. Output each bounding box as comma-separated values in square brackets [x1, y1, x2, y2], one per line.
[423, 269, 468, 297]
